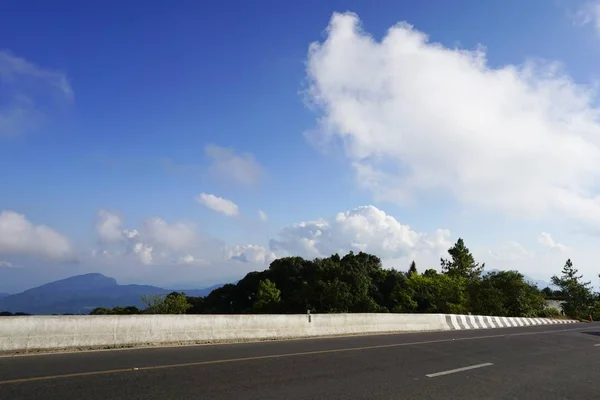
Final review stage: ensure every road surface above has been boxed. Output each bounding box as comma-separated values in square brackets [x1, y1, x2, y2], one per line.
[1, 322, 600, 399]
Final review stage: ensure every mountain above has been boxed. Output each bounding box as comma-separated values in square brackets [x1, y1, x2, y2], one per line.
[0, 273, 224, 315]
[180, 283, 225, 297]
[484, 269, 556, 290]
[0, 292, 10, 299]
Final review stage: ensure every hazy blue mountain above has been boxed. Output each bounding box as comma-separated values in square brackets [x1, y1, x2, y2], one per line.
[0, 273, 224, 315]
[181, 283, 225, 297]
[0, 293, 10, 299]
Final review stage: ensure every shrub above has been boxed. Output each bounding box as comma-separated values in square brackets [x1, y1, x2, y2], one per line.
[538, 307, 561, 318]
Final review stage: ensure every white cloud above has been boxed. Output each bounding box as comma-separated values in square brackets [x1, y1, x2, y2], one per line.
[227, 244, 276, 264]
[269, 205, 451, 260]
[138, 218, 197, 252]
[573, 1, 600, 36]
[305, 12, 600, 231]
[258, 210, 268, 222]
[196, 193, 240, 216]
[0, 51, 73, 137]
[0, 260, 14, 268]
[93, 209, 230, 267]
[94, 212, 199, 265]
[489, 241, 534, 261]
[538, 232, 570, 252]
[0, 210, 74, 260]
[205, 145, 264, 186]
[132, 242, 153, 265]
[177, 254, 210, 266]
[96, 210, 125, 243]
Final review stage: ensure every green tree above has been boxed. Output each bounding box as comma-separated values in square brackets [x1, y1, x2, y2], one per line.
[113, 306, 141, 315]
[408, 260, 418, 275]
[422, 269, 438, 278]
[156, 249, 556, 318]
[185, 296, 206, 314]
[408, 273, 468, 314]
[142, 292, 191, 314]
[541, 287, 554, 298]
[441, 238, 484, 280]
[90, 307, 114, 315]
[472, 271, 545, 317]
[252, 279, 282, 313]
[551, 259, 594, 319]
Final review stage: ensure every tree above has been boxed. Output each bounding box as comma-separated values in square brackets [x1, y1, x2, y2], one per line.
[90, 307, 114, 315]
[541, 287, 554, 298]
[142, 292, 191, 314]
[408, 260, 418, 275]
[108, 250, 559, 318]
[408, 272, 468, 314]
[90, 306, 141, 315]
[471, 271, 545, 317]
[252, 279, 281, 313]
[441, 238, 484, 280]
[422, 269, 438, 278]
[551, 259, 594, 319]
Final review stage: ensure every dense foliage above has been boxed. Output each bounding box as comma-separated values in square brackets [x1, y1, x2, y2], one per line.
[81, 238, 597, 320]
[182, 238, 548, 317]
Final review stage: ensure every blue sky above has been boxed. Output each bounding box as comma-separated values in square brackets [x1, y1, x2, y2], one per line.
[2, 0, 600, 292]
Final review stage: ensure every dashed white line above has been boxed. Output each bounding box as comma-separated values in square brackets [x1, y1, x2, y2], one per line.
[426, 362, 494, 378]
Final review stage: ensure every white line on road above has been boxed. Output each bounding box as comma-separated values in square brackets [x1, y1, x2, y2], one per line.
[594, 344, 600, 346]
[426, 362, 494, 378]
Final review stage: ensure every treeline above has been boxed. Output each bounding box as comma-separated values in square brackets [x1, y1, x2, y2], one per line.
[0, 311, 30, 316]
[91, 238, 600, 320]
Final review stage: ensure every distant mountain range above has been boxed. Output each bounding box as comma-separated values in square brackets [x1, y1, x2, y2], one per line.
[0, 273, 224, 315]
[0, 293, 10, 299]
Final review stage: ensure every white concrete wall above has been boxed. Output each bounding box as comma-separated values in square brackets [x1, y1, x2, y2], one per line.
[0, 313, 577, 354]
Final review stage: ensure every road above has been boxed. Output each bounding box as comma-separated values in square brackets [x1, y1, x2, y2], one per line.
[1, 323, 600, 399]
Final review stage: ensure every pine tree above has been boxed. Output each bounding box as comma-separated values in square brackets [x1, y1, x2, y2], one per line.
[441, 238, 484, 280]
[551, 259, 593, 318]
[408, 260, 418, 275]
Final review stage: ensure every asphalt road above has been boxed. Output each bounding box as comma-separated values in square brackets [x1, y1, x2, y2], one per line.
[1, 323, 600, 399]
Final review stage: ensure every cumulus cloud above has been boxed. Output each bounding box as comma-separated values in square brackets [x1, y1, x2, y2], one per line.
[227, 244, 276, 264]
[489, 241, 534, 261]
[93, 209, 231, 267]
[96, 210, 125, 243]
[0, 210, 74, 260]
[205, 145, 264, 186]
[258, 210, 268, 221]
[177, 254, 210, 266]
[138, 218, 197, 252]
[196, 193, 240, 216]
[269, 205, 451, 260]
[94, 211, 196, 264]
[305, 12, 600, 231]
[0, 51, 73, 137]
[538, 232, 570, 252]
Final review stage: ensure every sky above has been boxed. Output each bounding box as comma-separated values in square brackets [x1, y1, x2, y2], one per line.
[2, 0, 600, 292]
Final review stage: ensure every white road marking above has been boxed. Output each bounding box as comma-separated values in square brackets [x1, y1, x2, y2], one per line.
[593, 344, 600, 346]
[426, 362, 494, 378]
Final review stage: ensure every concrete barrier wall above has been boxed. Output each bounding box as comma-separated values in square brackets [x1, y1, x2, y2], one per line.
[0, 313, 578, 354]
